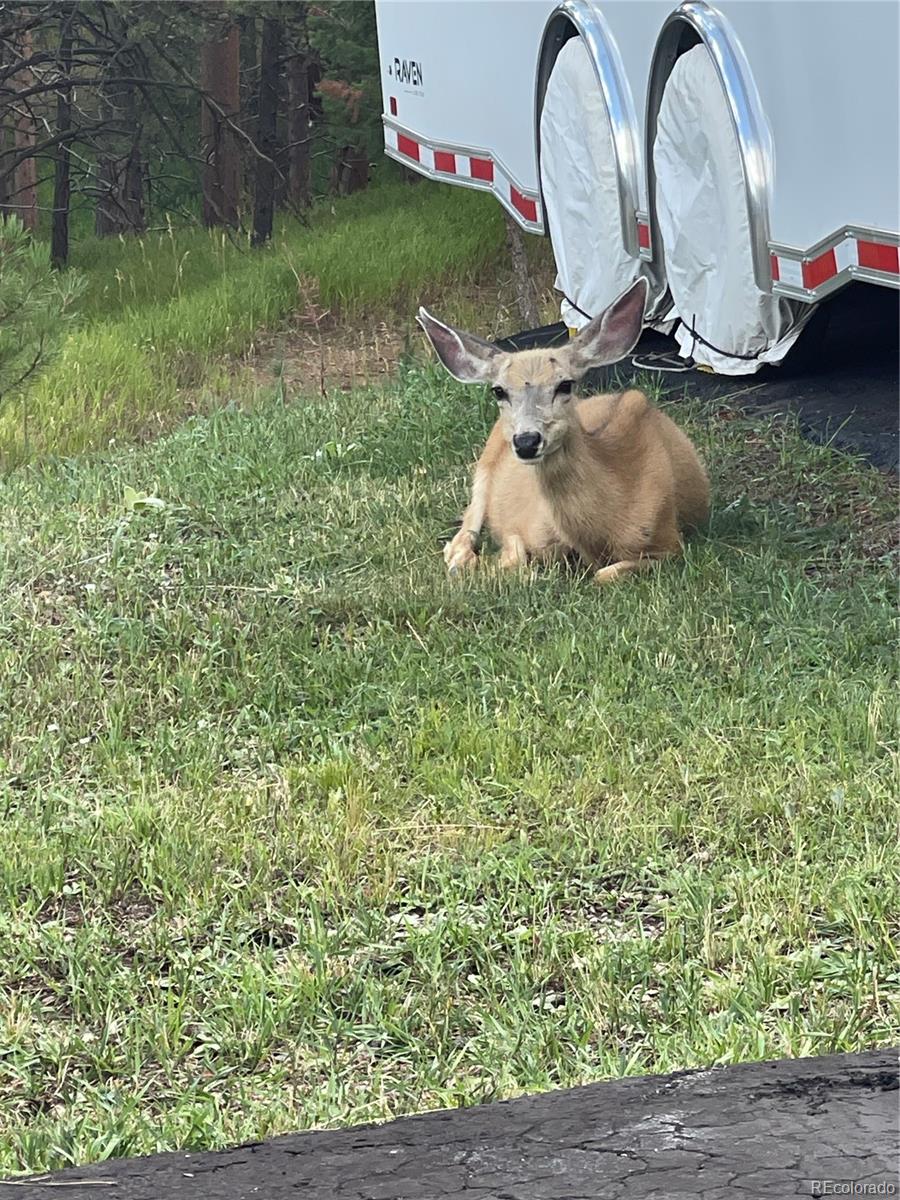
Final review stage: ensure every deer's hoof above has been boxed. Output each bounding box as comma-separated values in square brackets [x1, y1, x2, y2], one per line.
[443, 532, 478, 575]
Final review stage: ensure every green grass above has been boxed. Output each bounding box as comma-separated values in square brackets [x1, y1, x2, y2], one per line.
[0, 360, 896, 1174]
[1, 179, 507, 466]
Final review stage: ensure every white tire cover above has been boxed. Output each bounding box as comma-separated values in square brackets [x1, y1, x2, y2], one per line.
[540, 37, 639, 331]
[654, 45, 812, 375]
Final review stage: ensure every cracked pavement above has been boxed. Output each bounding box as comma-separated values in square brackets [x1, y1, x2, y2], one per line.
[6, 1048, 898, 1199]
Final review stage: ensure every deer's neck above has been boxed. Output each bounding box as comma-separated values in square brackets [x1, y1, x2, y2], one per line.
[537, 425, 623, 563]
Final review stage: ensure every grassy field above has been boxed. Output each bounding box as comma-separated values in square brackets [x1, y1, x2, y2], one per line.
[0, 178, 512, 466]
[0, 347, 896, 1172]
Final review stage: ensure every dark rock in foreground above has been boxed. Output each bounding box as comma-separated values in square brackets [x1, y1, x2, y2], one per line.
[6, 1048, 898, 1199]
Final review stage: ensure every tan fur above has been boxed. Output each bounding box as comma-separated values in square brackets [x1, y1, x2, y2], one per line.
[445, 383, 710, 585]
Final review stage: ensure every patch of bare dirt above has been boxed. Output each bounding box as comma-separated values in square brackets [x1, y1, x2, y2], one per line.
[8, 974, 74, 1021]
[249, 257, 561, 400]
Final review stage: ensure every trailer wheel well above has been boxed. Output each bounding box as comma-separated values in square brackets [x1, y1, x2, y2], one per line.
[534, 0, 641, 257]
[645, 1, 774, 291]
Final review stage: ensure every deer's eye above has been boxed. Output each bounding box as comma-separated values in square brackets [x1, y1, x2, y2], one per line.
[492, 386, 508, 403]
[555, 379, 574, 398]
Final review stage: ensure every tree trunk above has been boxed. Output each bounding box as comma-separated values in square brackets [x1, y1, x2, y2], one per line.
[95, 147, 145, 236]
[273, 70, 288, 212]
[200, 23, 241, 228]
[504, 212, 541, 328]
[12, 27, 38, 231]
[287, 50, 311, 208]
[0, 117, 9, 215]
[331, 145, 369, 196]
[95, 85, 145, 236]
[50, 28, 73, 268]
[0, 36, 9, 215]
[251, 14, 281, 246]
[238, 11, 258, 111]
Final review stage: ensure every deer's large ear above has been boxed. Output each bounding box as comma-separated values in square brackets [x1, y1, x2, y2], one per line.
[563, 277, 648, 376]
[417, 308, 500, 383]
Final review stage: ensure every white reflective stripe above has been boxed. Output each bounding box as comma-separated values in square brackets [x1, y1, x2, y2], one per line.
[833, 238, 858, 273]
[418, 144, 435, 172]
[776, 257, 805, 288]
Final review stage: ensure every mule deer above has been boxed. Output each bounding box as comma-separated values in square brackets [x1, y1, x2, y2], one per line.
[418, 278, 709, 584]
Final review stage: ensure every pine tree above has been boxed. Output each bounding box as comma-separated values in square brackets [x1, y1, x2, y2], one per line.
[309, 1, 381, 195]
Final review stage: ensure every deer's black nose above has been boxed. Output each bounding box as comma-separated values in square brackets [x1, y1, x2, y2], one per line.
[513, 431, 542, 460]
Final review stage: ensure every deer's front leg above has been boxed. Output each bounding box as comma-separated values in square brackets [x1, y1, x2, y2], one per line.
[444, 453, 494, 575]
[498, 534, 528, 570]
[443, 525, 479, 574]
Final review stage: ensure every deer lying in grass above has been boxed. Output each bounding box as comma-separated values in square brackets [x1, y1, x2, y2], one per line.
[418, 277, 710, 584]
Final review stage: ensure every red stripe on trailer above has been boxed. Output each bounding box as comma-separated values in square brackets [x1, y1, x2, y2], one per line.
[637, 222, 650, 250]
[511, 187, 537, 223]
[389, 97, 397, 117]
[801, 249, 837, 289]
[470, 156, 493, 182]
[397, 134, 420, 162]
[434, 150, 456, 174]
[770, 254, 780, 282]
[857, 240, 899, 274]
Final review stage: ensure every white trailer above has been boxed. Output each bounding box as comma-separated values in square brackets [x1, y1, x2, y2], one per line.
[375, 0, 899, 375]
